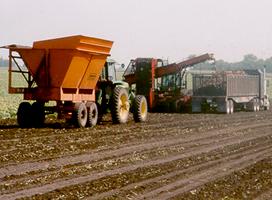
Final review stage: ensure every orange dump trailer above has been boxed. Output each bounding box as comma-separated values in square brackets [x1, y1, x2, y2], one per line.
[2, 35, 148, 128]
[3, 35, 114, 127]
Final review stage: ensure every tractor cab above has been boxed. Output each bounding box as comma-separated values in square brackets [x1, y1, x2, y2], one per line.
[101, 58, 117, 82]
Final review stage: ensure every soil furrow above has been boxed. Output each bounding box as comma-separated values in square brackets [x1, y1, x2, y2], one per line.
[140, 149, 272, 199]
[88, 142, 272, 200]
[1, 122, 270, 180]
[2, 127, 271, 194]
[1, 127, 271, 199]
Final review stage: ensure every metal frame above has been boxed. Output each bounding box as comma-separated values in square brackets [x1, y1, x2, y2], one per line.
[8, 49, 34, 94]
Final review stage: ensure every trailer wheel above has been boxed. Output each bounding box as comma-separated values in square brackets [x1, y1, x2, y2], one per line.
[264, 106, 270, 110]
[87, 102, 98, 127]
[133, 95, 148, 122]
[225, 100, 230, 114]
[256, 104, 260, 111]
[256, 101, 260, 111]
[247, 101, 258, 112]
[73, 102, 88, 128]
[32, 102, 45, 127]
[17, 102, 32, 128]
[253, 101, 258, 112]
[229, 100, 234, 114]
[111, 87, 129, 124]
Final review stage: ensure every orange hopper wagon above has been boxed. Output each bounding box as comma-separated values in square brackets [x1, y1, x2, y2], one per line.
[3, 35, 113, 127]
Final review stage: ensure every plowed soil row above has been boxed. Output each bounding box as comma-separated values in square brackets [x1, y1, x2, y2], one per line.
[0, 111, 272, 199]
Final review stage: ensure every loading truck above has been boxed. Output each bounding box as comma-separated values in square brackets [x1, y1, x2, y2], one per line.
[1, 35, 148, 128]
[192, 69, 270, 113]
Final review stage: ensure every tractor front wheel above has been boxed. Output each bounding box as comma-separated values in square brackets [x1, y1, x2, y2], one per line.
[133, 95, 148, 122]
[111, 87, 129, 124]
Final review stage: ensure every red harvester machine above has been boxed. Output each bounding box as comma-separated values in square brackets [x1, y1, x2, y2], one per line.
[123, 53, 215, 112]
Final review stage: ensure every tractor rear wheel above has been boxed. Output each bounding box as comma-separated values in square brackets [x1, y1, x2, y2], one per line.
[111, 87, 129, 124]
[87, 102, 98, 127]
[133, 95, 148, 122]
[32, 102, 45, 127]
[73, 102, 88, 128]
[17, 102, 32, 128]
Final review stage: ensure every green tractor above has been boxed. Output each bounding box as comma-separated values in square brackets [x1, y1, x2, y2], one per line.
[95, 59, 148, 125]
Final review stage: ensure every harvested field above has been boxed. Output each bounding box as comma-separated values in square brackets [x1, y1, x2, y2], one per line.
[0, 111, 272, 199]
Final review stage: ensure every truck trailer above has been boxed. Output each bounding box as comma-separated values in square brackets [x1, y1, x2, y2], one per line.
[192, 69, 270, 113]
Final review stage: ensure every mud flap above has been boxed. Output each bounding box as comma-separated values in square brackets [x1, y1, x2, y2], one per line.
[192, 97, 202, 113]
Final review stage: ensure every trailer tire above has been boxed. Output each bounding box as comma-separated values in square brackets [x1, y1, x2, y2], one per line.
[111, 87, 129, 124]
[264, 106, 269, 110]
[73, 102, 88, 128]
[133, 95, 148, 122]
[225, 100, 230, 114]
[17, 102, 32, 128]
[229, 100, 234, 114]
[256, 104, 260, 111]
[253, 102, 257, 112]
[87, 102, 98, 127]
[32, 102, 45, 127]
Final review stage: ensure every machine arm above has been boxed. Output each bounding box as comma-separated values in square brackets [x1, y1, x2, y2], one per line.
[155, 53, 214, 78]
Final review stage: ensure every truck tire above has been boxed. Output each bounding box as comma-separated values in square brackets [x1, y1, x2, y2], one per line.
[133, 95, 148, 122]
[247, 101, 258, 112]
[87, 102, 98, 127]
[73, 102, 88, 128]
[111, 87, 129, 124]
[229, 100, 234, 114]
[17, 102, 32, 128]
[256, 104, 260, 111]
[253, 101, 259, 112]
[225, 100, 230, 114]
[32, 102, 45, 127]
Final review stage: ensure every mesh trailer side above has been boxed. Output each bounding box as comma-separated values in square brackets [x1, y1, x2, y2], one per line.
[192, 73, 227, 96]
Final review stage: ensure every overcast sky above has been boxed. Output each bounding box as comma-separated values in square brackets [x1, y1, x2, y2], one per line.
[1, 0, 272, 64]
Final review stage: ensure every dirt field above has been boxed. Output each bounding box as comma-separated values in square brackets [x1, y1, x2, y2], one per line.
[0, 111, 272, 200]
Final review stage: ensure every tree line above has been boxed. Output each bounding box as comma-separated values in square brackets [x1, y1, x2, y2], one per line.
[194, 54, 272, 72]
[1, 54, 272, 72]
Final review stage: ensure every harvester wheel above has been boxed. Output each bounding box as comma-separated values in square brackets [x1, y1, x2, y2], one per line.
[87, 102, 98, 127]
[111, 87, 129, 124]
[133, 95, 148, 122]
[32, 102, 45, 127]
[73, 102, 88, 128]
[17, 102, 32, 128]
